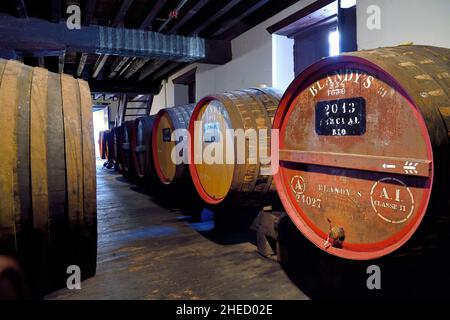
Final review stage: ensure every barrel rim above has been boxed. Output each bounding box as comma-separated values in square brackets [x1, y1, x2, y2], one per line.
[273, 52, 435, 260]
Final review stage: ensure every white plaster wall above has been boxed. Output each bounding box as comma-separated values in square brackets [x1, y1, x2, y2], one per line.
[272, 34, 295, 92]
[357, 0, 450, 50]
[151, 80, 168, 115]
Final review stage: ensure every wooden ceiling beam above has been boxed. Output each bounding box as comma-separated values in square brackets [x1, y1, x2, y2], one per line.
[92, 54, 109, 78]
[139, 0, 167, 30]
[110, 0, 134, 27]
[0, 14, 211, 61]
[167, 0, 210, 35]
[82, 0, 98, 26]
[108, 0, 167, 78]
[51, 0, 61, 23]
[58, 54, 65, 73]
[210, 0, 270, 38]
[150, 62, 187, 81]
[123, 0, 195, 79]
[88, 78, 161, 94]
[189, 0, 241, 36]
[123, 58, 150, 79]
[95, 0, 134, 79]
[137, 59, 166, 81]
[75, 52, 88, 77]
[109, 56, 131, 78]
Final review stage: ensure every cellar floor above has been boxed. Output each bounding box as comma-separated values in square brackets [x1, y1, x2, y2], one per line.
[45, 162, 308, 300]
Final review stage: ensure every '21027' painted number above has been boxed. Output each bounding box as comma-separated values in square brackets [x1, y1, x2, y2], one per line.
[299, 195, 321, 209]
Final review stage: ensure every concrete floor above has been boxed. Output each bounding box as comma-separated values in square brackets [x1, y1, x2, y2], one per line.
[46, 163, 308, 300]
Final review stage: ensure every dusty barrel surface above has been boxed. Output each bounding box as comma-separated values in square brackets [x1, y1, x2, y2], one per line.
[102, 130, 112, 162]
[111, 126, 121, 167]
[99, 130, 108, 159]
[188, 88, 282, 207]
[106, 127, 114, 163]
[273, 45, 450, 260]
[152, 104, 194, 186]
[0, 59, 97, 295]
[131, 115, 155, 179]
[119, 120, 136, 177]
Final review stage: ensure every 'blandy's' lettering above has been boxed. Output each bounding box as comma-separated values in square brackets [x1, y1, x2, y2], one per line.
[309, 70, 375, 97]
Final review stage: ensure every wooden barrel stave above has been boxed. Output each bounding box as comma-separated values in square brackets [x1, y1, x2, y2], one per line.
[111, 126, 122, 168]
[45, 70, 70, 290]
[102, 130, 111, 161]
[119, 120, 136, 178]
[106, 129, 114, 163]
[131, 116, 155, 179]
[78, 78, 97, 279]
[0, 60, 26, 253]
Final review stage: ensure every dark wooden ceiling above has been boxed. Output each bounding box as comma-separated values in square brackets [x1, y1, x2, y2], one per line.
[0, 0, 300, 94]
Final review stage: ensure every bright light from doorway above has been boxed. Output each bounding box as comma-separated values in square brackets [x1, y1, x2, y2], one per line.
[93, 108, 108, 158]
[328, 30, 340, 56]
[340, 0, 356, 9]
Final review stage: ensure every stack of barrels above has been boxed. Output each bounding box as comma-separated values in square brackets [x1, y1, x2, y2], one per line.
[0, 59, 97, 297]
[110, 90, 283, 211]
[107, 45, 450, 261]
[110, 105, 202, 208]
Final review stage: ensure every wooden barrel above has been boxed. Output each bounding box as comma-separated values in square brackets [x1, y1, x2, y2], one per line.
[152, 104, 194, 186]
[118, 120, 136, 178]
[188, 88, 282, 207]
[99, 130, 111, 160]
[273, 45, 450, 260]
[0, 59, 97, 295]
[131, 116, 156, 179]
[110, 126, 122, 168]
[98, 131, 107, 159]
[103, 130, 111, 161]
[105, 128, 114, 163]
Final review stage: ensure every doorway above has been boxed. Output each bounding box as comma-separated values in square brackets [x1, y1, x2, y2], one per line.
[268, 0, 357, 76]
[93, 105, 109, 158]
[173, 67, 197, 105]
